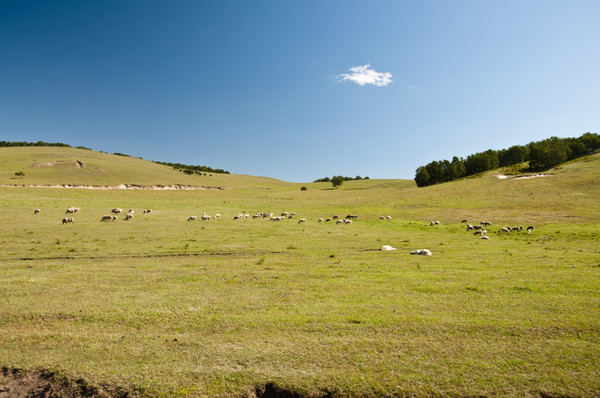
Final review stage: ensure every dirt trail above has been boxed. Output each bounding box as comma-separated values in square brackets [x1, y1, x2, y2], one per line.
[0, 184, 224, 190]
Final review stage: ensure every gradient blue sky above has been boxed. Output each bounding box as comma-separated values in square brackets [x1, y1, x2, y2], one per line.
[2, 1, 599, 182]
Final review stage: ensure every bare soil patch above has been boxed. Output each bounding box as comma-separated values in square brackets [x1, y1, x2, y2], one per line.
[0, 184, 224, 190]
[31, 160, 86, 168]
[0, 367, 131, 398]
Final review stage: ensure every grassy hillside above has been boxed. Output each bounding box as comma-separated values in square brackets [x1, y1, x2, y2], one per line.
[0, 146, 292, 189]
[0, 149, 599, 397]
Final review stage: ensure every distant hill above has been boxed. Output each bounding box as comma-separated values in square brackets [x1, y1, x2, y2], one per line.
[0, 146, 289, 189]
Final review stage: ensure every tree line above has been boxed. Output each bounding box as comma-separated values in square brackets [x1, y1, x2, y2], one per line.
[314, 175, 369, 183]
[414, 132, 600, 187]
[0, 140, 71, 147]
[153, 161, 230, 175]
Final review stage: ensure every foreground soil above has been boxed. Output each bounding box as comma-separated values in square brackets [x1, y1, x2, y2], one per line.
[0, 367, 316, 398]
[0, 367, 132, 398]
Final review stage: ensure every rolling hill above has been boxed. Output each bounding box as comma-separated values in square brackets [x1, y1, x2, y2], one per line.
[0, 146, 292, 189]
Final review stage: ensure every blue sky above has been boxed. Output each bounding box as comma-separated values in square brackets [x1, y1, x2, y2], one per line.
[1, 1, 599, 182]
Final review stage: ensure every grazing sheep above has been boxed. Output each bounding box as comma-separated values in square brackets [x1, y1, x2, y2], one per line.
[66, 207, 80, 214]
[290, 212, 296, 216]
[298, 218, 307, 224]
[336, 219, 344, 224]
[345, 214, 358, 219]
[100, 215, 114, 222]
[214, 214, 221, 219]
[343, 219, 353, 224]
[473, 230, 487, 236]
[501, 227, 511, 233]
[379, 216, 385, 220]
[332, 215, 339, 219]
[187, 216, 197, 221]
[318, 218, 324, 222]
[128, 209, 135, 214]
[466, 224, 474, 231]
[143, 209, 152, 214]
[34, 208, 41, 214]
[124, 214, 133, 221]
[481, 221, 493, 226]
[411, 249, 432, 256]
[244, 214, 250, 219]
[429, 221, 436, 226]
[480, 236, 490, 240]
[111, 208, 123, 214]
[281, 212, 289, 217]
[473, 225, 483, 230]
[527, 225, 534, 231]
[461, 219, 468, 223]
[201, 214, 211, 221]
[326, 218, 332, 222]
[380, 245, 397, 251]
[62, 217, 74, 224]
[386, 215, 392, 220]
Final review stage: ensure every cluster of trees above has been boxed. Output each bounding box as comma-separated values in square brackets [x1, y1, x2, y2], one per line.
[314, 175, 370, 183]
[415, 132, 600, 187]
[154, 161, 230, 175]
[314, 175, 370, 188]
[0, 141, 70, 147]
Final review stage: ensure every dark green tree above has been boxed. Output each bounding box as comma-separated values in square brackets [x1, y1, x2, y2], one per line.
[414, 166, 430, 187]
[331, 175, 344, 188]
[331, 176, 344, 187]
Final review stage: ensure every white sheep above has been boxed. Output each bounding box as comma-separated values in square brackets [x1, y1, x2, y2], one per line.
[410, 249, 432, 256]
[380, 245, 397, 251]
[187, 216, 197, 221]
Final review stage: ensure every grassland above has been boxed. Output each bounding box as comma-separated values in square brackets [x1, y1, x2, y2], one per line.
[1, 148, 599, 397]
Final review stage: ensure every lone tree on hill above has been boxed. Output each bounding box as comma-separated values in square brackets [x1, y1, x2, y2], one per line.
[331, 175, 344, 188]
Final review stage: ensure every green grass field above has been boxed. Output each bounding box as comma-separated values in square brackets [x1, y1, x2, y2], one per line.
[1, 148, 599, 397]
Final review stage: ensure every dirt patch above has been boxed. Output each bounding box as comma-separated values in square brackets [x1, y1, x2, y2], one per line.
[31, 160, 85, 169]
[251, 383, 333, 398]
[31, 162, 55, 168]
[511, 173, 550, 180]
[494, 173, 551, 180]
[0, 367, 132, 398]
[0, 184, 224, 190]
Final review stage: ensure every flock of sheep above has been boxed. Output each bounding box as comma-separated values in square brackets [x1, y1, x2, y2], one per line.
[36, 207, 534, 257]
[456, 219, 534, 239]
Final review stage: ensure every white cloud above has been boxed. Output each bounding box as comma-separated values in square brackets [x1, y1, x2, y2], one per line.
[335, 64, 392, 87]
